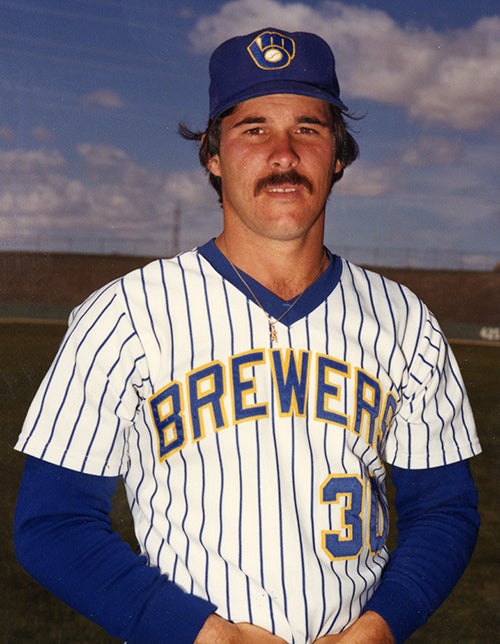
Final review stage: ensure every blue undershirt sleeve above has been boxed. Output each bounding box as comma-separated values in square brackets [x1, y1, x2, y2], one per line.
[364, 459, 480, 643]
[14, 456, 217, 644]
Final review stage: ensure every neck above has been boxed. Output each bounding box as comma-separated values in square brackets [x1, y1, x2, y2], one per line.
[215, 234, 328, 300]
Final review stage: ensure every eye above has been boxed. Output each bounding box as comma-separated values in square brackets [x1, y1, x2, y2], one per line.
[244, 127, 265, 136]
[297, 126, 319, 135]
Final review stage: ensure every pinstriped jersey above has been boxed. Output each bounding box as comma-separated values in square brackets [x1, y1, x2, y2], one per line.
[16, 241, 481, 643]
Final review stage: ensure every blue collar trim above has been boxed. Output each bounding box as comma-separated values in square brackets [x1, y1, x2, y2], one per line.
[198, 239, 342, 326]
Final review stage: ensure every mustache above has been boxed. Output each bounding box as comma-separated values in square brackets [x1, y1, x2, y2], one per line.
[254, 170, 313, 196]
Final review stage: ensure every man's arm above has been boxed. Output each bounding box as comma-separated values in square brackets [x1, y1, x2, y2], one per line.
[314, 460, 479, 643]
[314, 611, 393, 643]
[14, 456, 216, 644]
[194, 614, 287, 643]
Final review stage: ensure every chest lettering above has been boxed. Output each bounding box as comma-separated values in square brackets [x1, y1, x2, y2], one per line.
[148, 348, 398, 460]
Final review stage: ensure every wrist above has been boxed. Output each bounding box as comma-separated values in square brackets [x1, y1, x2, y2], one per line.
[357, 611, 394, 643]
[194, 614, 236, 644]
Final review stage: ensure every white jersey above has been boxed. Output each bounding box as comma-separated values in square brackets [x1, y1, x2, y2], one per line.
[16, 241, 480, 643]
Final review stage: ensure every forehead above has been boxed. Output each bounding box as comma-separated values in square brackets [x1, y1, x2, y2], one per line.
[228, 93, 333, 121]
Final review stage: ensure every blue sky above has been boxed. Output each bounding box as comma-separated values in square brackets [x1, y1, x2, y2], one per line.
[0, 0, 498, 268]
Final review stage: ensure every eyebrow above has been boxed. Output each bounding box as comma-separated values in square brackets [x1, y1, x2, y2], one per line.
[298, 116, 331, 127]
[231, 115, 331, 128]
[231, 116, 266, 129]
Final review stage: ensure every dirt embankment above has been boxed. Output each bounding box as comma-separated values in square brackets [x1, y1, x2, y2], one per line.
[1, 251, 498, 325]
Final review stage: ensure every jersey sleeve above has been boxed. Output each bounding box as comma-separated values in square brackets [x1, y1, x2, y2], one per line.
[15, 279, 148, 476]
[383, 308, 481, 469]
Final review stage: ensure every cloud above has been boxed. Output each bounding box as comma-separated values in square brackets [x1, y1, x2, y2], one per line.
[189, 0, 500, 130]
[0, 125, 16, 143]
[402, 136, 464, 167]
[334, 161, 396, 197]
[78, 143, 131, 168]
[84, 89, 125, 109]
[165, 169, 216, 210]
[32, 125, 56, 143]
[189, 0, 321, 52]
[0, 146, 220, 253]
[0, 149, 66, 179]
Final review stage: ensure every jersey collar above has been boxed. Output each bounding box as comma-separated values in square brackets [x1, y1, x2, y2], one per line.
[198, 239, 342, 327]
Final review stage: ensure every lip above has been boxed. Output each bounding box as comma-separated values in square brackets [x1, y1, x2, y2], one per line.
[263, 184, 307, 198]
[267, 186, 299, 193]
[254, 172, 313, 197]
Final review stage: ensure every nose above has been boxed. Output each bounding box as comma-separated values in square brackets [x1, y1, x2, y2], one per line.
[268, 132, 299, 169]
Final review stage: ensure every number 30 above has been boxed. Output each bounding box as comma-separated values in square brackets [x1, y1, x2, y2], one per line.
[320, 474, 388, 560]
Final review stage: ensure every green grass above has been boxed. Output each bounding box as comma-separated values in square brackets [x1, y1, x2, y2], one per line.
[1, 323, 498, 643]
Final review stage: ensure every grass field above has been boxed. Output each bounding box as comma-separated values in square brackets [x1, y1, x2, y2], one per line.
[1, 321, 498, 643]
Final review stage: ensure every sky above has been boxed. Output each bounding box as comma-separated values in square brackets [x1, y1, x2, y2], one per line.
[0, 0, 498, 269]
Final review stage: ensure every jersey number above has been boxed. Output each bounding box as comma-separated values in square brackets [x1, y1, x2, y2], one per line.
[320, 474, 388, 560]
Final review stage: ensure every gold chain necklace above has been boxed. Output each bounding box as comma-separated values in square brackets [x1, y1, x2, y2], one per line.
[227, 249, 327, 344]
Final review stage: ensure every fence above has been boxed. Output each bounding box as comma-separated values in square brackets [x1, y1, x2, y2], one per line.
[0, 232, 497, 271]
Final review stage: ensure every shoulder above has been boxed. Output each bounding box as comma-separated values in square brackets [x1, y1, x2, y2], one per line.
[121, 247, 215, 291]
[338, 257, 427, 312]
[335, 257, 441, 355]
[70, 249, 204, 319]
[122, 248, 201, 288]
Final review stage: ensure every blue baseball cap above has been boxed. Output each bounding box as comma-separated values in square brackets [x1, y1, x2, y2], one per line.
[208, 27, 348, 120]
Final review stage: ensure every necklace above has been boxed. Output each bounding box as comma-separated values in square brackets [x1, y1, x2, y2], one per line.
[228, 249, 327, 344]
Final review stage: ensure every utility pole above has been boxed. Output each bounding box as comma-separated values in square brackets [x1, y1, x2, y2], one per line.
[172, 202, 181, 256]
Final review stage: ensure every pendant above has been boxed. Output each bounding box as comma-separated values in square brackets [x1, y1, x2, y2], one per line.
[269, 321, 278, 343]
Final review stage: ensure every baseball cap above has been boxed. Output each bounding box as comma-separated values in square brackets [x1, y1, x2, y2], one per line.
[208, 27, 348, 120]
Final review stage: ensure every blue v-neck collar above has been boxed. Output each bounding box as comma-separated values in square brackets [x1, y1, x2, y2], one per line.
[198, 239, 343, 327]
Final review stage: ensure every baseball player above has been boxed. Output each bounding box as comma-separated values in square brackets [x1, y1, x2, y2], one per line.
[15, 28, 481, 643]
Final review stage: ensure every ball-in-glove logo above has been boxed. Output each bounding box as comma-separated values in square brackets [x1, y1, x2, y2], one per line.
[247, 30, 296, 70]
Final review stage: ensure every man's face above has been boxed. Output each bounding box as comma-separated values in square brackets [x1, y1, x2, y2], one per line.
[207, 94, 342, 245]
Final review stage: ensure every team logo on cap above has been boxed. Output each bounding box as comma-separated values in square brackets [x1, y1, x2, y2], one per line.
[247, 30, 296, 70]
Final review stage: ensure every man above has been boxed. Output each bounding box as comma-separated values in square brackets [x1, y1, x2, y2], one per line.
[14, 27, 481, 643]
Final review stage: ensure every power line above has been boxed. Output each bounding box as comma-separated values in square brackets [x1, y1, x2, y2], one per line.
[0, 30, 157, 65]
[0, 44, 163, 76]
[0, 0, 182, 32]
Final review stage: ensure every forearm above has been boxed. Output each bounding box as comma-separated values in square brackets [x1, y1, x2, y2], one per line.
[314, 611, 393, 643]
[194, 614, 288, 644]
[364, 460, 480, 643]
[14, 456, 216, 644]
[316, 461, 479, 643]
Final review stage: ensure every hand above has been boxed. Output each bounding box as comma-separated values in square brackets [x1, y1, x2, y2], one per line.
[237, 622, 289, 642]
[194, 614, 288, 643]
[314, 611, 394, 644]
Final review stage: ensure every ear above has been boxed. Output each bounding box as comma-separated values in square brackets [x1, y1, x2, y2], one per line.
[201, 133, 222, 177]
[334, 158, 344, 174]
[206, 153, 222, 177]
